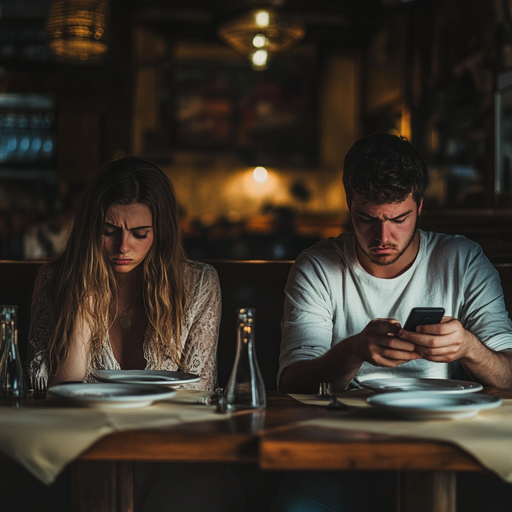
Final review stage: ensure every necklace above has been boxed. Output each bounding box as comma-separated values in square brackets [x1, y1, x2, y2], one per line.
[115, 281, 140, 334]
[116, 297, 138, 333]
[117, 312, 133, 333]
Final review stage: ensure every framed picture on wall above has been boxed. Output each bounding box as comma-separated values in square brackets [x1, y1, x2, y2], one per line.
[171, 64, 237, 150]
[164, 51, 319, 167]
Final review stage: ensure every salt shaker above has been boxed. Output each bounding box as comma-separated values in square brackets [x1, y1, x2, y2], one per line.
[226, 308, 266, 411]
[0, 305, 27, 406]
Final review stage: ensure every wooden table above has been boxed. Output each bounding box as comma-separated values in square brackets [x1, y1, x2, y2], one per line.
[259, 421, 481, 512]
[69, 389, 512, 512]
[72, 394, 328, 512]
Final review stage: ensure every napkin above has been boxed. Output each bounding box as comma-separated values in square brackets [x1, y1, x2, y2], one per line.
[290, 389, 373, 408]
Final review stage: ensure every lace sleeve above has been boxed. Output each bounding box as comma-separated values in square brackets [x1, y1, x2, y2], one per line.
[25, 265, 56, 383]
[181, 263, 221, 391]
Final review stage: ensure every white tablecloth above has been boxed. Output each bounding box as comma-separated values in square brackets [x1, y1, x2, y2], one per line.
[290, 390, 512, 483]
[0, 391, 226, 485]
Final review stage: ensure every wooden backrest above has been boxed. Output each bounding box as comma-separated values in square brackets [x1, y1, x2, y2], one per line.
[210, 261, 292, 389]
[1, 260, 511, 390]
[0, 260, 41, 364]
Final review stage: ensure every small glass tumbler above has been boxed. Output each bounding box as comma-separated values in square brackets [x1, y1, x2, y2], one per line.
[0, 305, 27, 406]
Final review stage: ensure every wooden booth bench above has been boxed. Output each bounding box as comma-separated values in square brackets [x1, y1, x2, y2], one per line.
[1, 259, 512, 390]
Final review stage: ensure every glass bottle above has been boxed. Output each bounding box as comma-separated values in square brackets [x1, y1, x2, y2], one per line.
[0, 305, 27, 406]
[226, 308, 266, 411]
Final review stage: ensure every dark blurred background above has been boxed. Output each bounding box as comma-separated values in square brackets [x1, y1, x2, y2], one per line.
[0, 0, 512, 262]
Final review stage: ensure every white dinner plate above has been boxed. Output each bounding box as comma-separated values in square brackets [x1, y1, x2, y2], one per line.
[91, 370, 201, 387]
[367, 391, 501, 420]
[360, 377, 483, 394]
[48, 383, 177, 408]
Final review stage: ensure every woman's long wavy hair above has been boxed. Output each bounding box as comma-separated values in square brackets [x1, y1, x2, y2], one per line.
[47, 156, 187, 376]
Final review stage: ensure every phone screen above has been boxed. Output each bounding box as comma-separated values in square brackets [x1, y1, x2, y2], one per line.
[403, 307, 445, 332]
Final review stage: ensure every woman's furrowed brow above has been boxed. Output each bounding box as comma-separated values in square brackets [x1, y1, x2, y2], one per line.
[104, 222, 153, 230]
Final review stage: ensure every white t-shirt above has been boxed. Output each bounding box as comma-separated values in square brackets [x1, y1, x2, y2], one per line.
[279, 230, 512, 388]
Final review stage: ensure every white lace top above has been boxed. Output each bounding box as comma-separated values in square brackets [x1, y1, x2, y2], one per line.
[26, 261, 221, 391]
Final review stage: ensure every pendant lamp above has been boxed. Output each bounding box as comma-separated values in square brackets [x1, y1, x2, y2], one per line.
[46, 0, 109, 63]
[218, 7, 305, 70]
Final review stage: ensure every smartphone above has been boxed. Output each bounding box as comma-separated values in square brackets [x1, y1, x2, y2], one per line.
[403, 307, 445, 332]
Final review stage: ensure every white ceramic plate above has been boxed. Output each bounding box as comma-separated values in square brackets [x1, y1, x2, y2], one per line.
[91, 370, 201, 387]
[360, 377, 483, 394]
[48, 383, 177, 408]
[367, 391, 501, 420]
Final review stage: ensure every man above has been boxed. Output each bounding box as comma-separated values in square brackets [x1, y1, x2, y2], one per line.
[270, 133, 512, 512]
[279, 132, 512, 393]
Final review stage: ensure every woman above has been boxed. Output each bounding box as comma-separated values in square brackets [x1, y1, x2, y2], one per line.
[26, 156, 220, 390]
[25, 157, 247, 512]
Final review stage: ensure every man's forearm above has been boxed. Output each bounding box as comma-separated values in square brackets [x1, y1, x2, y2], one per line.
[461, 344, 512, 388]
[279, 337, 363, 393]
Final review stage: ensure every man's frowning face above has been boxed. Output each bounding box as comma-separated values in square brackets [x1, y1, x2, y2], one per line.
[350, 193, 422, 277]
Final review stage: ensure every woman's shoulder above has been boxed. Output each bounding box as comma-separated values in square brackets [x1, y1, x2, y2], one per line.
[182, 261, 220, 305]
[183, 260, 219, 283]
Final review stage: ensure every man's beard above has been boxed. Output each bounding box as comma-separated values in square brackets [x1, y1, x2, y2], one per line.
[355, 224, 417, 267]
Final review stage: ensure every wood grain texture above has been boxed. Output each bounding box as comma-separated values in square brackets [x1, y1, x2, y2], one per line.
[80, 431, 260, 463]
[260, 429, 482, 471]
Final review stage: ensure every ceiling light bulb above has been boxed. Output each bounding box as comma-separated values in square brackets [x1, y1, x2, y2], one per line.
[218, 8, 305, 71]
[255, 11, 270, 27]
[252, 34, 268, 48]
[253, 166, 268, 182]
[252, 50, 268, 67]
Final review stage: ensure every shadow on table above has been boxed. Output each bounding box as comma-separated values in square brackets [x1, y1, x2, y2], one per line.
[0, 461, 70, 512]
[457, 472, 512, 512]
[0, 460, 282, 512]
[2, 461, 512, 511]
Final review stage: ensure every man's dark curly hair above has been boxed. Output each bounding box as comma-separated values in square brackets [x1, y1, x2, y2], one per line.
[342, 133, 428, 207]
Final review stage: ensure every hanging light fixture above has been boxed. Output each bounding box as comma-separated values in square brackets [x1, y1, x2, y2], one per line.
[218, 6, 305, 71]
[46, 0, 109, 63]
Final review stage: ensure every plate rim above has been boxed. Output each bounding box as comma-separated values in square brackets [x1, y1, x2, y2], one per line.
[48, 382, 177, 403]
[91, 369, 202, 385]
[360, 377, 483, 394]
[366, 390, 502, 413]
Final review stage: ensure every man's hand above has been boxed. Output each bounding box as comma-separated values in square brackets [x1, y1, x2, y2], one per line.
[398, 317, 479, 363]
[280, 318, 423, 393]
[349, 318, 423, 367]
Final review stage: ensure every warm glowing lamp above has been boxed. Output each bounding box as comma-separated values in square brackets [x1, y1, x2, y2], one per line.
[46, 0, 109, 62]
[253, 166, 268, 182]
[251, 49, 268, 69]
[218, 7, 305, 71]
